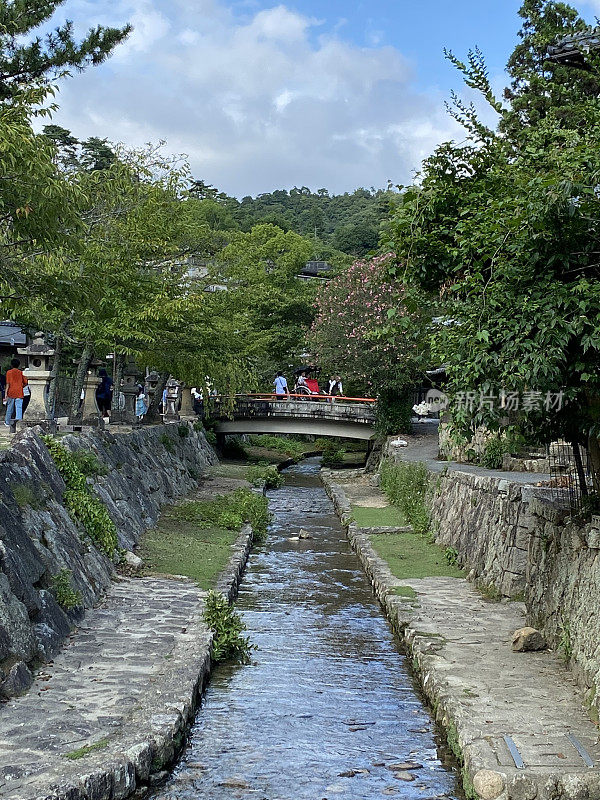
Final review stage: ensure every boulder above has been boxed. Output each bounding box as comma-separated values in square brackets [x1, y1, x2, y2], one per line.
[473, 769, 506, 800]
[0, 660, 33, 699]
[511, 627, 546, 652]
[124, 551, 143, 569]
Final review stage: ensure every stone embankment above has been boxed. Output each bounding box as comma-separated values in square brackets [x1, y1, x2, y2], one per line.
[0, 424, 217, 700]
[0, 523, 252, 800]
[323, 472, 600, 800]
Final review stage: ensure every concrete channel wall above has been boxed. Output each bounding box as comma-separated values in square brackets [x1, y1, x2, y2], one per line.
[0, 423, 218, 698]
[427, 467, 600, 725]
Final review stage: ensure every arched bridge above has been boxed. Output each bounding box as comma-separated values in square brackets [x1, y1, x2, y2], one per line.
[212, 394, 377, 441]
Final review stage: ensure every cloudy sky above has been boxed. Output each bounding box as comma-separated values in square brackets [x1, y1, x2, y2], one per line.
[43, 0, 600, 198]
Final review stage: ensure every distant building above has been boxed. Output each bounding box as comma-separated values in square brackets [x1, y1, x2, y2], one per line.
[0, 322, 26, 361]
[548, 32, 600, 66]
[298, 260, 332, 280]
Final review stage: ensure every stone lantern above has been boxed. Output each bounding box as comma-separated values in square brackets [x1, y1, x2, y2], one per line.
[164, 379, 181, 422]
[74, 358, 105, 428]
[17, 332, 54, 425]
[112, 359, 142, 425]
[146, 371, 160, 409]
[179, 384, 196, 419]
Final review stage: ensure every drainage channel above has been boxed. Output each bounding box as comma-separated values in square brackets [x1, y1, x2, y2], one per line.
[151, 458, 461, 800]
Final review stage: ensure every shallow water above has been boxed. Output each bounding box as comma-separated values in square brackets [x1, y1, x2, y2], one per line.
[152, 458, 460, 800]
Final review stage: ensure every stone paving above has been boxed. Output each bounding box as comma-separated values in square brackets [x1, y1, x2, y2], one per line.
[323, 473, 600, 800]
[0, 521, 252, 800]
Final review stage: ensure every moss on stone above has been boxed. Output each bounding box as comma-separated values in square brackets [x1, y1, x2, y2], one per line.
[64, 737, 109, 760]
[390, 585, 417, 598]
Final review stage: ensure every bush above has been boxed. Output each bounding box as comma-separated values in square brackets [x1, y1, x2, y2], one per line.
[172, 489, 271, 542]
[246, 464, 284, 489]
[222, 436, 247, 459]
[480, 435, 504, 470]
[203, 590, 255, 664]
[247, 435, 305, 458]
[42, 436, 117, 557]
[375, 391, 413, 436]
[178, 423, 189, 438]
[205, 429, 217, 446]
[50, 568, 82, 610]
[70, 449, 108, 477]
[380, 459, 430, 536]
[321, 440, 346, 467]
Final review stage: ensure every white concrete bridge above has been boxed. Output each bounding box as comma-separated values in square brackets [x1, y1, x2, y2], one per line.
[212, 394, 377, 441]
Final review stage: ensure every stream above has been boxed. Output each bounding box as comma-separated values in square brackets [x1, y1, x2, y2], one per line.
[151, 458, 460, 800]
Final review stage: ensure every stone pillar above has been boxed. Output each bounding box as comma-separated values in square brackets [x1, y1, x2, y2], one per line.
[164, 379, 180, 422]
[79, 359, 105, 428]
[179, 385, 195, 419]
[17, 333, 55, 427]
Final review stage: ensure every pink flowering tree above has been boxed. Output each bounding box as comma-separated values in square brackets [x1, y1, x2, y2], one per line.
[308, 253, 430, 432]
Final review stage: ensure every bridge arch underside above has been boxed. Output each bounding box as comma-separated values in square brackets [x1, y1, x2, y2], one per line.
[214, 418, 375, 441]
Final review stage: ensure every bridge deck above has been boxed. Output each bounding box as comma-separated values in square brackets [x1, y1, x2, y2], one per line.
[212, 396, 376, 440]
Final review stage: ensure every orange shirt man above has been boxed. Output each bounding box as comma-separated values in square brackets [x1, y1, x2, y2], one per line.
[3, 358, 27, 431]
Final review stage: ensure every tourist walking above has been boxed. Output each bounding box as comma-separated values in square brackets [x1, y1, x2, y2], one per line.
[3, 358, 28, 433]
[96, 368, 113, 419]
[327, 375, 343, 402]
[273, 371, 289, 399]
[135, 385, 148, 423]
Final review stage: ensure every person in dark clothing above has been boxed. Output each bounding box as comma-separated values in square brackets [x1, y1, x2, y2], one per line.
[96, 368, 114, 418]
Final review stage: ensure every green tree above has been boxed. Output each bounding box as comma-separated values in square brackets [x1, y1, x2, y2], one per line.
[385, 0, 600, 478]
[0, 1, 130, 100]
[215, 224, 316, 372]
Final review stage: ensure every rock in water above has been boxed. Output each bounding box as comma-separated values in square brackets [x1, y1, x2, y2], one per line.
[298, 529, 313, 539]
[511, 627, 546, 652]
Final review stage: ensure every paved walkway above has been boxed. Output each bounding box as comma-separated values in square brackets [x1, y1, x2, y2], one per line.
[396, 432, 551, 485]
[0, 576, 211, 800]
[325, 474, 600, 800]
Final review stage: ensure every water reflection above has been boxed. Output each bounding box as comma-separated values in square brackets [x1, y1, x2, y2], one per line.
[151, 458, 460, 800]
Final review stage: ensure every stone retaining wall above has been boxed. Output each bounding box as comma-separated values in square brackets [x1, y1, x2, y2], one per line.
[0, 424, 217, 697]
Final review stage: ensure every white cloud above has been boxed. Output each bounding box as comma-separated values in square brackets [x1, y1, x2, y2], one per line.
[44, 0, 464, 196]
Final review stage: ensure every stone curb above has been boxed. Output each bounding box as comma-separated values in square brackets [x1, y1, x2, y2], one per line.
[321, 474, 600, 800]
[12, 523, 254, 800]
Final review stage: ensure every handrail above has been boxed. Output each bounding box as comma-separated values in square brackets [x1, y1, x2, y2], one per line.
[213, 393, 376, 404]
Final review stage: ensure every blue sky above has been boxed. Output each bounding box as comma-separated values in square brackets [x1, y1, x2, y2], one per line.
[45, 0, 600, 197]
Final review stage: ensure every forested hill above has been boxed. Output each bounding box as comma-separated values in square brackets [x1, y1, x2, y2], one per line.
[192, 181, 398, 258]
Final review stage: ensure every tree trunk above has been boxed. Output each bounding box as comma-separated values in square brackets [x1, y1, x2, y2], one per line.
[111, 353, 125, 413]
[70, 342, 93, 420]
[46, 335, 62, 421]
[146, 371, 169, 422]
[588, 433, 600, 494]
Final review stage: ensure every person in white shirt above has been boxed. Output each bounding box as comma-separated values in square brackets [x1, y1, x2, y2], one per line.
[273, 372, 289, 398]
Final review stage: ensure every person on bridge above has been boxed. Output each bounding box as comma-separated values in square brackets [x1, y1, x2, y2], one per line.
[273, 371, 289, 399]
[327, 375, 343, 400]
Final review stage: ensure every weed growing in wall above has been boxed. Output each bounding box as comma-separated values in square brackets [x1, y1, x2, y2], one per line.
[159, 432, 175, 453]
[203, 590, 255, 664]
[11, 483, 45, 510]
[42, 436, 117, 558]
[50, 568, 82, 610]
[69, 449, 109, 477]
[178, 424, 189, 438]
[380, 460, 430, 535]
